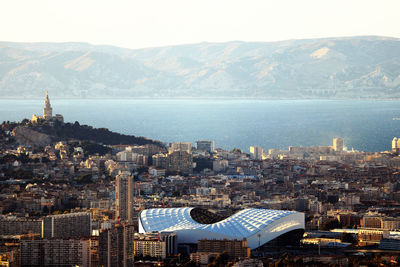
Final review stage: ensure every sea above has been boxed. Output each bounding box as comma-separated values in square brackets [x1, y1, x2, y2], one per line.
[1, 99, 400, 153]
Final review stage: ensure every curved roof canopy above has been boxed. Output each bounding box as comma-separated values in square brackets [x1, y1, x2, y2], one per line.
[139, 207, 304, 249]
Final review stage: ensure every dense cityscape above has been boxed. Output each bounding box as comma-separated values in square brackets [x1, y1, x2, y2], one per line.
[1, 93, 400, 266]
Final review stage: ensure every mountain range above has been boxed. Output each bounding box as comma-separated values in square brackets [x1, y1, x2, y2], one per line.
[1, 36, 400, 99]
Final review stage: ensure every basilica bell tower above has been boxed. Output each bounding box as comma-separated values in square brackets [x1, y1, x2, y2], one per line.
[43, 91, 53, 120]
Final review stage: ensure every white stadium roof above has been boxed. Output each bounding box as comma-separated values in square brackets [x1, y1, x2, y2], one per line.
[139, 207, 304, 249]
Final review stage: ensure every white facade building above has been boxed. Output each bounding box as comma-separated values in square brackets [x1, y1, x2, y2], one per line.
[333, 137, 344, 152]
[195, 140, 215, 153]
[249, 146, 264, 160]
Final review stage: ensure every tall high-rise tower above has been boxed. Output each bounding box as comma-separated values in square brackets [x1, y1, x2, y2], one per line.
[115, 171, 134, 223]
[43, 91, 53, 120]
[99, 224, 135, 267]
[392, 137, 400, 154]
[250, 145, 264, 160]
[333, 138, 344, 152]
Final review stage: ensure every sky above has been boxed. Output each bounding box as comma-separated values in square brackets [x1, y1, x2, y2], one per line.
[1, 0, 400, 49]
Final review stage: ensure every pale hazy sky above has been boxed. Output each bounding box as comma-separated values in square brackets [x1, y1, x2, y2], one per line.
[1, 0, 399, 49]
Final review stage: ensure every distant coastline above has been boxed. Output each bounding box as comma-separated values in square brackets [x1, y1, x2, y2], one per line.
[1, 99, 398, 153]
[2, 96, 400, 101]
[1, 36, 400, 99]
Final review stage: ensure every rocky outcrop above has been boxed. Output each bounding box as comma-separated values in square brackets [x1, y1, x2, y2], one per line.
[12, 126, 52, 146]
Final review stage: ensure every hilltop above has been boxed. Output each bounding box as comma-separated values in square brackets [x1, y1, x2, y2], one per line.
[1, 36, 400, 99]
[2, 119, 164, 148]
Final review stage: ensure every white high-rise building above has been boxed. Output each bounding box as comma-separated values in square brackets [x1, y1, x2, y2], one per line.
[393, 137, 398, 150]
[249, 146, 264, 160]
[333, 138, 344, 152]
[392, 137, 400, 153]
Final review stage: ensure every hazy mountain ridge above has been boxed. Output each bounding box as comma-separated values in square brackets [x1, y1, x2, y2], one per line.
[1, 36, 400, 98]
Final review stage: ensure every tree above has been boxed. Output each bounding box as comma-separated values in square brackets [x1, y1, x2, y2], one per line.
[21, 118, 30, 125]
[183, 261, 197, 267]
[136, 166, 148, 174]
[172, 191, 180, 197]
[208, 251, 229, 267]
[42, 206, 49, 215]
[18, 153, 31, 163]
[232, 148, 242, 153]
[76, 174, 93, 184]
[320, 219, 340, 231]
[341, 232, 357, 244]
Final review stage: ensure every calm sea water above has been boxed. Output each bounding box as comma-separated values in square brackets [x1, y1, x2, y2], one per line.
[0, 99, 399, 152]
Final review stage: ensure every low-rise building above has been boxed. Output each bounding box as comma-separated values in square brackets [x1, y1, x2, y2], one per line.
[134, 232, 177, 260]
[190, 252, 219, 266]
[0, 216, 42, 236]
[20, 238, 90, 267]
[197, 238, 250, 260]
[166, 151, 193, 175]
[42, 212, 91, 238]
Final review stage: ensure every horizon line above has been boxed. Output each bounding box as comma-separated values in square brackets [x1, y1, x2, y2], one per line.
[1, 35, 399, 51]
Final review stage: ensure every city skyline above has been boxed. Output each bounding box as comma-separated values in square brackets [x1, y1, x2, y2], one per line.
[2, 92, 400, 265]
[1, 1, 400, 265]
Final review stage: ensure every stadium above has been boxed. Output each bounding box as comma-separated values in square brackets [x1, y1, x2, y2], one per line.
[138, 207, 304, 249]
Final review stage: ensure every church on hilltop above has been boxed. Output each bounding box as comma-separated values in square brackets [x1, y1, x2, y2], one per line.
[32, 91, 64, 123]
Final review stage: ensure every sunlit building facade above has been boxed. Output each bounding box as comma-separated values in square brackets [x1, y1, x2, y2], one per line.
[333, 137, 344, 152]
[195, 140, 215, 153]
[169, 142, 192, 154]
[249, 146, 264, 160]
